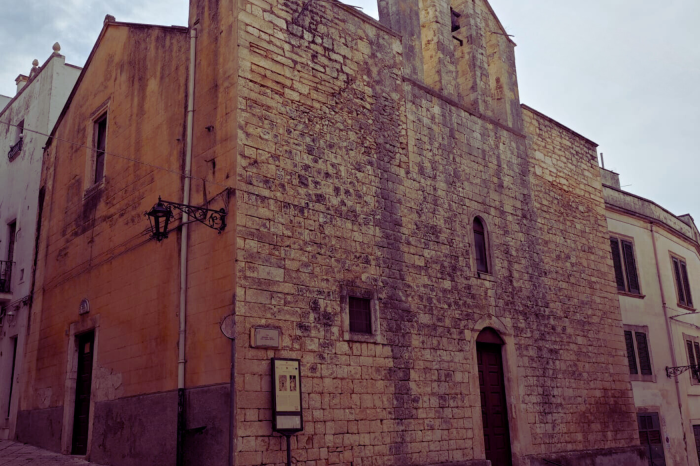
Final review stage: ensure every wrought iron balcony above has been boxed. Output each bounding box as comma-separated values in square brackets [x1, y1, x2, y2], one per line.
[8, 138, 23, 161]
[0, 261, 13, 294]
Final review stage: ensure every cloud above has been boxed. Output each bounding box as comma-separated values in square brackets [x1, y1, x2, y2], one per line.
[0, 0, 189, 97]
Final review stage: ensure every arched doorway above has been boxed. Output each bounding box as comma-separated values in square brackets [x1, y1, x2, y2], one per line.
[477, 327, 512, 466]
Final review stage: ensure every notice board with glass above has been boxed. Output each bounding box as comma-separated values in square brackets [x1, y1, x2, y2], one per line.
[271, 358, 303, 434]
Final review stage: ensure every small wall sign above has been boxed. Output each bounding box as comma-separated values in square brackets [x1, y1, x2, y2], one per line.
[251, 327, 281, 349]
[79, 299, 90, 315]
[271, 358, 303, 434]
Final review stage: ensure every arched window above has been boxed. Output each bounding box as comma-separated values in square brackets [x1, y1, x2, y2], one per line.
[473, 217, 489, 274]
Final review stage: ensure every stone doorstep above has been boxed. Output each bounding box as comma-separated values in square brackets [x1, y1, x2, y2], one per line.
[0, 440, 102, 465]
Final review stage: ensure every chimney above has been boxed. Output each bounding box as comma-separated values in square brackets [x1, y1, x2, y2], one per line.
[600, 168, 621, 190]
[15, 75, 29, 95]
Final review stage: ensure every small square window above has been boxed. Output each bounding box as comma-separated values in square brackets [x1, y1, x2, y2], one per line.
[349, 297, 372, 334]
[341, 286, 381, 343]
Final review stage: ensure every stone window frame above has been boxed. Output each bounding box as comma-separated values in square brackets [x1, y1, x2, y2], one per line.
[84, 100, 110, 196]
[340, 285, 382, 344]
[683, 333, 700, 386]
[624, 324, 656, 383]
[470, 211, 495, 280]
[670, 251, 695, 311]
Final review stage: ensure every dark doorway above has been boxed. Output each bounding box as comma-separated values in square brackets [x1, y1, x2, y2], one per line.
[477, 328, 512, 466]
[693, 425, 700, 466]
[638, 413, 666, 466]
[6, 336, 18, 418]
[72, 332, 95, 455]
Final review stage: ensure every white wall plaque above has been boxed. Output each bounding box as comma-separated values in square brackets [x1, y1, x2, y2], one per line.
[251, 327, 280, 348]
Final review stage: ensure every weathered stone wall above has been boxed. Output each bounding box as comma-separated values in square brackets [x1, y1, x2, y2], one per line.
[234, 1, 640, 465]
[522, 105, 639, 451]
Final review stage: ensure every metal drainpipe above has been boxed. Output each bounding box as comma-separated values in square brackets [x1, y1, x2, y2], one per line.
[651, 222, 690, 461]
[177, 27, 197, 466]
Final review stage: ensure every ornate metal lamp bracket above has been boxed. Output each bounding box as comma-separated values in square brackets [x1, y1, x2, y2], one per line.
[666, 365, 700, 378]
[162, 199, 227, 234]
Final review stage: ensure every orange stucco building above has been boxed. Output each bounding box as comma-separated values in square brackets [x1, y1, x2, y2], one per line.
[18, 18, 236, 464]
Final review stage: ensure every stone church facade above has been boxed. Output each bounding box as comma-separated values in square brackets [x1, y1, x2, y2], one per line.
[17, 0, 647, 465]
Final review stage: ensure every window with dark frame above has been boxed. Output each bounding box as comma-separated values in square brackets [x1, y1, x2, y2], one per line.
[638, 413, 666, 466]
[610, 237, 641, 295]
[473, 218, 489, 274]
[624, 330, 652, 376]
[673, 256, 693, 308]
[348, 297, 372, 334]
[8, 120, 24, 161]
[450, 8, 462, 32]
[93, 115, 107, 184]
[693, 425, 700, 465]
[7, 221, 16, 264]
[687, 339, 700, 382]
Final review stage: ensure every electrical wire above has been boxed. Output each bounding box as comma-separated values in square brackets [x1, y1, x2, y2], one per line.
[0, 119, 235, 191]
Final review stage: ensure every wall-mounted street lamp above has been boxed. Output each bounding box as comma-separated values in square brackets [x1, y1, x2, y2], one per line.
[145, 196, 227, 242]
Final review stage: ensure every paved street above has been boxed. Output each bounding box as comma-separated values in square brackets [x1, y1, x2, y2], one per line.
[0, 441, 101, 465]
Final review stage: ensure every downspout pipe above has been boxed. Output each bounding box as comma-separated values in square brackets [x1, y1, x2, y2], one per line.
[651, 222, 690, 460]
[177, 27, 197, 466]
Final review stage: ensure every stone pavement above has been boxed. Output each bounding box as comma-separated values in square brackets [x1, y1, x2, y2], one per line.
[0, 440, 102, 465]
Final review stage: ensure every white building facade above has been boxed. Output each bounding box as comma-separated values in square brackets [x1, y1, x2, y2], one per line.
[603, 168, 700, 466]
[0, 44, 80, 440]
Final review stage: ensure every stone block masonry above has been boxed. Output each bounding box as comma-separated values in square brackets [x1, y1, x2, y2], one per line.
[234, 0, 642, 465]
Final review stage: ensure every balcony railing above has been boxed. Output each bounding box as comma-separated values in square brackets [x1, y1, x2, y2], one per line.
[0, 261, 13, 293]
[8, 138, 23, 161]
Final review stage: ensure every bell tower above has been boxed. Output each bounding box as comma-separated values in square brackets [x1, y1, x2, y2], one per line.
[380, 0, 523, 131]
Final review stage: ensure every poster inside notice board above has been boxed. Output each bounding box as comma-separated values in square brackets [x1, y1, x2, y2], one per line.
[272, 358, 303, 433]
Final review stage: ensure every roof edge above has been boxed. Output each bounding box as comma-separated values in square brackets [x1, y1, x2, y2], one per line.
[482, 0, 517, 46]
[522, 104, 598, 147]
[109, 21, 188, 32]
[0, 53, 80, 121]
[46, 21, 189, 149]
[604, 184, 699, 242]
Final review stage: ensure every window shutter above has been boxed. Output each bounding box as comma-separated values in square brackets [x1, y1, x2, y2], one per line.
[674, 258, 687, 305]
[635, 332, 652, 376]
[688, 341, 698, 381]
[625, 331, 639, 375]
[621, 241, 640, 294]
[681, 261, 693, 307]
[610, 238, 627, 291]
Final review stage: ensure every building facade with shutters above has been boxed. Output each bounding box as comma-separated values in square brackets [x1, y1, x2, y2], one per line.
[603, 168, 700, 466]
[0, 46, 81, 441]
[18, 1, 651, 466]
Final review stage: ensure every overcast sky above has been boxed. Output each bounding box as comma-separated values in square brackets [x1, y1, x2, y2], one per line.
[2, 0, 698, 219]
